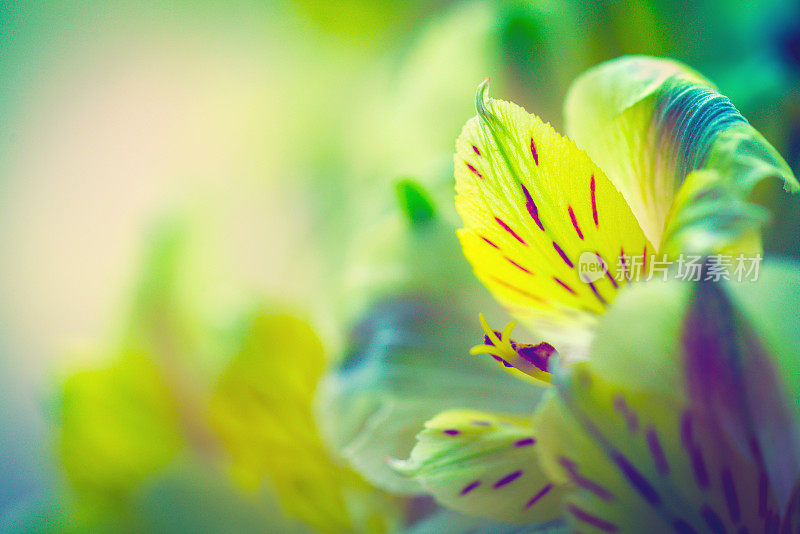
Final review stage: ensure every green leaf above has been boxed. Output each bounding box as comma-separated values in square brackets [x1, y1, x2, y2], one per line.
[564, 55, 798, 255]
[396, 179, 436, 226]
[394, 409, 564, 525]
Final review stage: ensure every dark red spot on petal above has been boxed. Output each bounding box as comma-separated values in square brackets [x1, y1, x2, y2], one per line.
[520, 183, 544, 231]
[525, 483, 553, 509]
[466, 162, 483, 179]
[443, 429, 460, 436]
[483, 329, 504, 347]
[611, 451, 660, 506]
[530, 138, 538, 165]
[567, 504, 619, 532]
[587, 280, 607, 306]
[491, 354, 514, 368]
[461, 480, 481, 495]
[646, 426, 669, 476]
[554, 277, 576, 294]
[559, 457, 613, 501]
[643, 244, 648, 272]
[516, 342, 555, 372]
[681, 412, 709, 490]
[514, 437, 536, 447]
[505, 257, 533, 274]
[591, 174, 598, 227]
[552, 242, 573, 268]
[759, 470, 768, 516]
[495, 217, 527, 245]
[596, 252, 619, 288]
[721, 467, 740, 523]
[620, 247, 630, 281]
[481, 236, 499, 248]
[612, 396, 639, 432]
[569, 206, 584, 240]
[701, 506, 725, 534]
[493, 470, 523, 488]
[472, 145, 481, 156]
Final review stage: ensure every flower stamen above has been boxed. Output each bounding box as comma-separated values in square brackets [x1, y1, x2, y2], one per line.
[470, 314, 555, 385]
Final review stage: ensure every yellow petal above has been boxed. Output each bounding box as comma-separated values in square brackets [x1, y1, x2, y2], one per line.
[209, 312, 398, 534]
[455, 81, 654, 355]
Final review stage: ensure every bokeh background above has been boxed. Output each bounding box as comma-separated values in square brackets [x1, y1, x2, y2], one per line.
[1, 0, 799, 531]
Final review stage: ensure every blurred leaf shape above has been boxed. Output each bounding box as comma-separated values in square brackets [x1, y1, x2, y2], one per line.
[56, 217, 401, 532]
[58, 351, 185, 513]
[209, 311, 400, 534]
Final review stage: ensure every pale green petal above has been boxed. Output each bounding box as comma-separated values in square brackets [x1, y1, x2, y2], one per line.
[535, 369, 774, 533]
[394, 410, 564, 524]
[317, 295, 542, 495]
[535, 263, 800, 531]
[319, 185, 541, 494]
[565, 55, 798, 254]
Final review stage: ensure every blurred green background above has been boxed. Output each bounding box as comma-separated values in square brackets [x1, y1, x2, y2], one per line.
[1, 0, 799, 531]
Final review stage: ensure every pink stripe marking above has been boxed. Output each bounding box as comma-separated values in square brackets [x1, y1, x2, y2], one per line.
[530, 138, 538, 165]
[481, 236, 499, 249]
[466, 162, 483, 179]
[569, 206, 584, 240]
[587, 280, 607, 306]
[552, 242, 573, 268]
[553, 277, 576, 294]
[520, 183, 544, 231]
[525, 484, 554, 509]
[567, 504, 619, 532]
[493, 470, 522, 488]
[591, 174, 598, 226]
[643, 244, 648, 272]
[646, 426, 669, 476]
[495, 217, 527, 245]
[505, 257, 533, 275]
[596, 252, 619, 288]
[472, 145, 481, 156]
[461, 480, 481, 495]
[620, 247, 630, 281]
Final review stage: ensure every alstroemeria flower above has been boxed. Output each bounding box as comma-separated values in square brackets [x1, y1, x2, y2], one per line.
[530, 265, 800, 532]
[394, 56, 799, 528]
[456, 55, 797, 364]
[396, 266, 800, 532]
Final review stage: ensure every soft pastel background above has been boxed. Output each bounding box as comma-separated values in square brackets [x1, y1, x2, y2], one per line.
[1, 0, 799, 531]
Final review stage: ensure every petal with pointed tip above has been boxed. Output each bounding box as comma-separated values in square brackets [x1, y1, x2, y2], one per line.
[456, 81, 653, 359]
